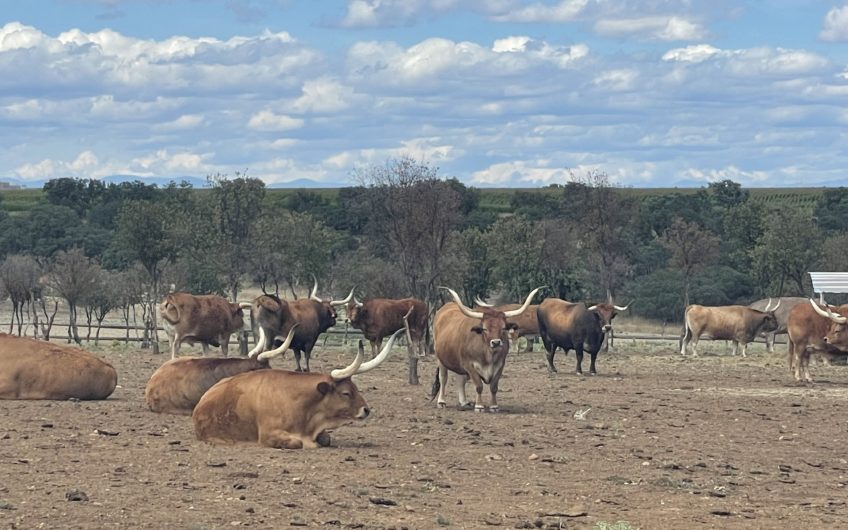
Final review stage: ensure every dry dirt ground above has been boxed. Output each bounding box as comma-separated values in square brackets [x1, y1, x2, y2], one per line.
[2, 339, 848, 530]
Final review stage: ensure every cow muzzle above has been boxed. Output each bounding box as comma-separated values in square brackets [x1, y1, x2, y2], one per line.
[489, 339, 502, 348]
[356, 406, 371, 420]
[602, 325, 612, 332]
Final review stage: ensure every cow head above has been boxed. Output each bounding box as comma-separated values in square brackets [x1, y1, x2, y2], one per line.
[810, 299, 848, 349]
[587, 301, 631, 332]
[442, 287, 542, 354]
[310, 276, 354, 326]
[320, 330, 404, 420]
[345, 295, 365, 326]
[754, 298, 781, 333]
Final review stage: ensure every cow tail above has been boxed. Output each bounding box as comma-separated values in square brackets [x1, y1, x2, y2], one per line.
[680, 307, 692, 351]
[429, 366, 440, 401]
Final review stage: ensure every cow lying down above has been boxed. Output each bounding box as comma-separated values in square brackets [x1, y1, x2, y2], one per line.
[145, 325, 298, 415]
[0, 334, 117, 400]
[193, 329, 403, 449]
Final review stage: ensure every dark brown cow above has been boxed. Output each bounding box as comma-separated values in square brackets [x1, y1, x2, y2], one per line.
[346, 296, 428, 357]
[0, 334, 117, 400]
[431, 287, 542, 412]
[474, 298, 539, 353]
[246, 280, 353, 372]
[159, 292, 247, 359]
[145, 325, 297, 415]
[537, 299, 630, 375]
[192, 329, 402, 449]
[790, 300, 848, 382]
[681, 302, 779, 357]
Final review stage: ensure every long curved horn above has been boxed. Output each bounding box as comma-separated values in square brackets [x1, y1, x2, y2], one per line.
[504, 287, 545, 318]
[239, 302, 253, 310]
[354, 296, 363, 308]
[810, 299, 847, 323]
[763, 297, 774, 312]
[257, 324, 299, 361]
[440, 287, 484, 319]
[770, 299, 781, 312]
[474, 296, 494, 308]
[330, 287, 356, 306]
[613, 301, 631, 311]
[355, 328, 404, 374]
[330, 342, 365, 380]
[247, 326, 267, 358]
[309, 274, 321, 302]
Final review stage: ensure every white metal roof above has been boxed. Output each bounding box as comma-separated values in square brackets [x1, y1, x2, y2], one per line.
[809, 272, 848, 301]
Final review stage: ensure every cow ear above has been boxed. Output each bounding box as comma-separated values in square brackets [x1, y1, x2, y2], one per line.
[316, 382, 334, 395]
[507, 322, 519, 331]
[471, 326, 484, 334]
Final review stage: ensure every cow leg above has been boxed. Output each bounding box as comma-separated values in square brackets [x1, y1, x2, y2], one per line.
[371, 339, 382, 359]
[544, 342, 558, 375]
[802, 349, 813, 383]
[788, 340, 796, 374]
[466, 372, 486, 412]
[303, 346, 313, 372]
[259, 428, 308, 449]
[690, 335, 700, 357]
[488, 363, 506, 412]
[293, 349, 304, 372]
[170, 334, 180, 359]
[575, 345, 585, 375]
[200, 342, 210, 356]
[766, 332, 775, 354]
[220, 336, 229, 357]
[436, 363, 449, 408]
[739, 342, 748, 358]
[456, 374, 471, 409]
[589, 349, 599, 375]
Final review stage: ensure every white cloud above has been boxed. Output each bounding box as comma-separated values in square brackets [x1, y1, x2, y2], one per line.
[595, 16, 705, 41]
[14, 150, 99, 181]
[340, 0, 459, 28]
[662, 44, 725, 63]
[154, 114, 205, 131]
[247, 110, 305, 131]
[593, 69, 638, 91]
[471, 160, 571, 184]
[291, 78, 354, 113]
[821, 5, 848, 42]
[488, 0, 588, 23]
[684, 165, 770, 184]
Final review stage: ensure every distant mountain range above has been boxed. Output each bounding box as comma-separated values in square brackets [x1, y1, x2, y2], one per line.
[0, 175, 352, 189]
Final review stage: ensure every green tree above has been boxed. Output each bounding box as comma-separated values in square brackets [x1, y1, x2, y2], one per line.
[814, 187, 848, 233]
[751, 209, 821, 295]
[486, 216, 545, 302]
[659, 217, 720, 308]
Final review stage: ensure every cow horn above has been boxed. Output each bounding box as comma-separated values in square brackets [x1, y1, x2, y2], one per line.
[330, 342, 365, 380]
[239, 302, 253, 310]
[354, 296, 363, 308]
[247, 327, 267, 358]
[809, 299, 847, 324]
[474, 296, 494, 307]
[613, 301, 631, 311]
[440, 287, 484, 319]
[309, 274, 322, 302]
[355, 328, 404, 374]
[331, 287, 356, 306]
[257, 324, 299, 361]
[587, 304, 599, 311]
[763, 297, 774, 312]
[503, 287, 545, 318]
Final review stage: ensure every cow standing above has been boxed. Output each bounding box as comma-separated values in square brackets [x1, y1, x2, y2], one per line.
[346, 296, 429, 357]
[0, 334, 117, 400]
[680, 301, 779, 357]
[475, 298, 539, 353]
[748, 297, 807, 353]
[145, 325, 298, 415]
[159, 292, 247, 359]
[537, 299, 630, 375]
[193, 329, 403, 449]
[789, 300, 848, 382]
[431, 287, 542, 412]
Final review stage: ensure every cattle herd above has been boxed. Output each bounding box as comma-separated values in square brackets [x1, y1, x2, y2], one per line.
[1, 285, 846, 451]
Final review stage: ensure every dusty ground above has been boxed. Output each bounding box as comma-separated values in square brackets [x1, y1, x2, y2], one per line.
[1, 339, 848, 530]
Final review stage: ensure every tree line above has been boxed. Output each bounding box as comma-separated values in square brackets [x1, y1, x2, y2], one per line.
[0, 157, 846, 342]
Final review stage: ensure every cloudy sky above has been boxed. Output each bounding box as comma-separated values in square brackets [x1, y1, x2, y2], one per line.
[2, 1, 848, 188]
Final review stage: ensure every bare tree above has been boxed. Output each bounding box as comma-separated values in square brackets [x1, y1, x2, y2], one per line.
[0, 255, 40, 335]
[659, 217, 720, 308]
[45, 248, 102, 345]
[355, 157, 463, 384]
[33, 284, 60, 341]
[82, 269, 121, 345]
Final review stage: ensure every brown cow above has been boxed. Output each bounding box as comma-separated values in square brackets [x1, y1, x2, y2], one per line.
[474, 297, 539, 353]
[0, 334, 117, 400]
[245, 280, 354, 372]
[192, 329, 403, 449]
[159, 292, 248, 359]
[790, 300, 848, 382]
[145, 325, 298, 415]
[346, 296, 429, 357]
[430, 287, 542, 412]
[680, 301, 779, 357]
[537, 299, 630, 375]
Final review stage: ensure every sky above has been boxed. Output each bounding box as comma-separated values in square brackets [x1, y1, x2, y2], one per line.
[1, 1, 848, 188]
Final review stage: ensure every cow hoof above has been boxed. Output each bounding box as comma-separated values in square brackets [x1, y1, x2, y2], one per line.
[316, 431, 332, 447]
[474, 406, 485, 413]
[437, 402, 447, 409]
[590, 372, 597, 376]
[488, 406, 499, 413]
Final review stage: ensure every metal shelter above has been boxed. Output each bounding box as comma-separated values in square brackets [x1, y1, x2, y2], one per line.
[809, 272, 848, 303]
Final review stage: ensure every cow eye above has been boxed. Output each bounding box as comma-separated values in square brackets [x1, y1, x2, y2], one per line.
[340, 390, 352, 397]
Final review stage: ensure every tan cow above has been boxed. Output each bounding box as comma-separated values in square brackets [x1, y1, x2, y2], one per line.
[431, 287, 542, 412]
[791, 300, 848, 382]
[145, 325, 298, 415]
[159, 292, 248, 359]
[680, 301, 779, 357]
[0, 334, 117, 400]
[192, 329, 403, 449]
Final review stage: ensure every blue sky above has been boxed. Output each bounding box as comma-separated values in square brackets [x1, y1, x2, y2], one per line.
[2, 1, 848, 188]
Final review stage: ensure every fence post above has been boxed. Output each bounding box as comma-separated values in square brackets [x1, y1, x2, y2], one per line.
[239, 330, 248, 356]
